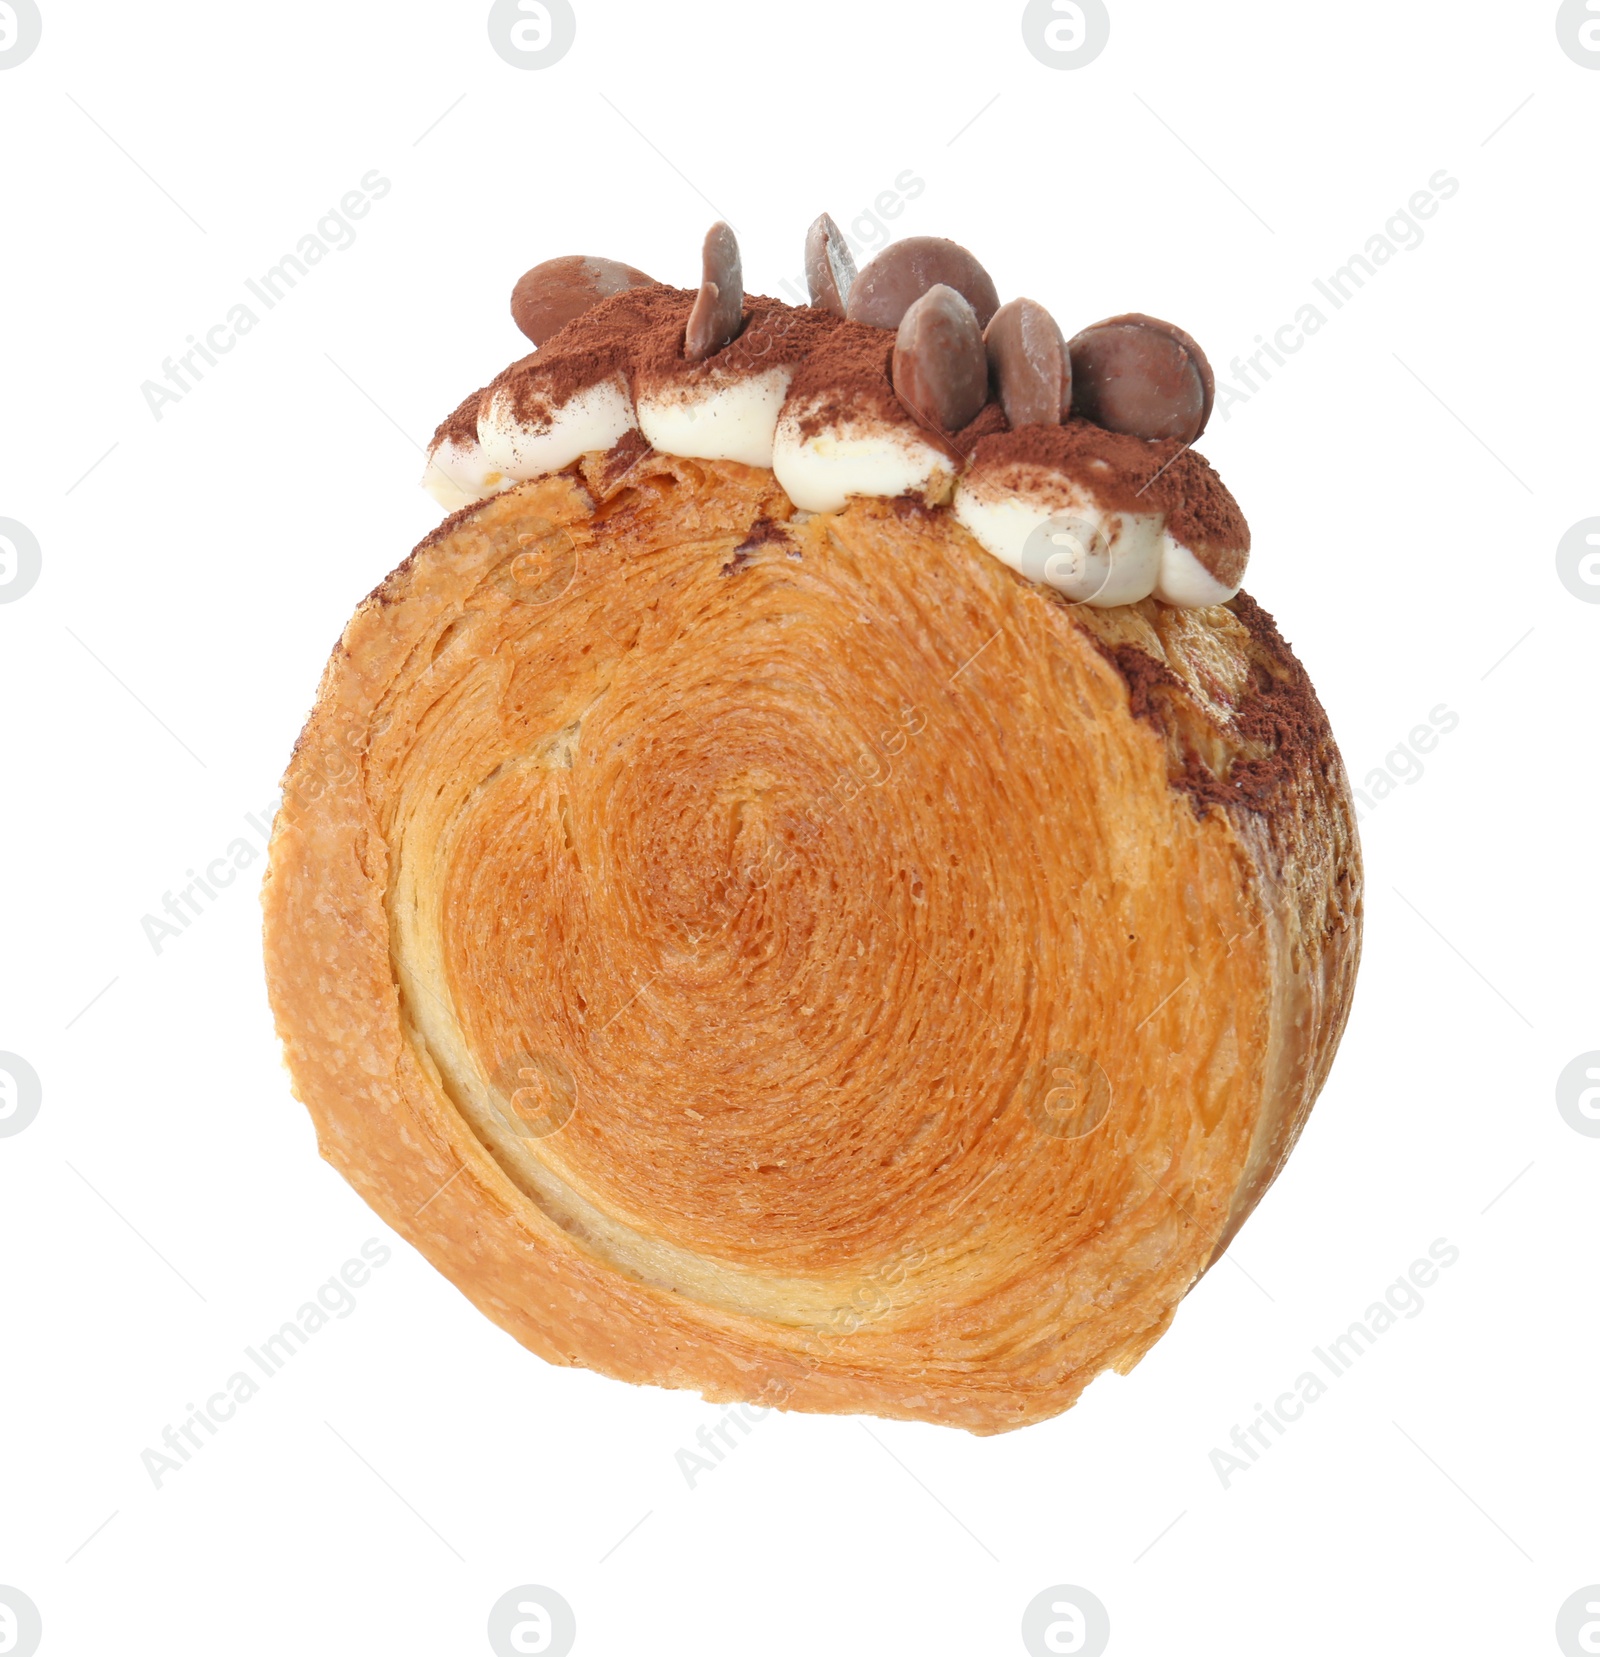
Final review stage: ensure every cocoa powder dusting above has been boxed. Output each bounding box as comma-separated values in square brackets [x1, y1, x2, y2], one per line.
[1161, 452, 1248, 558]
[720, 513, 797, 575]
[731, 515, 792, 553]
[433, 382, 497, 449]
[491, 287, 853, 426]
[954, 401, 1011, 451]
[1089, 593, 1333, 821]
[490, 285, 693, 422]
[1221, 592, 1333, 804]
[968, 422, 1248, 557]
[597, 428, 651, 492]
[635, 293, 841, 389]
[781, 317, 905, 437]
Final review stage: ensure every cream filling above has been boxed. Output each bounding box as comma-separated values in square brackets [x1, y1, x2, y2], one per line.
[771, 408, 948, 514]
[430, 369, 1237, 609]
[478, 373, 637, 481]
[422, 434, 511, 510]
[421, 461, 478, 513]
[1154, 532, 1242, 607]
[636, 367, 793, 468]
[952, 477, 1164, 608]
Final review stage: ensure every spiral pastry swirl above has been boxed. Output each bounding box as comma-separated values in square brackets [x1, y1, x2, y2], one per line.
[263, 450, 1360, 1432]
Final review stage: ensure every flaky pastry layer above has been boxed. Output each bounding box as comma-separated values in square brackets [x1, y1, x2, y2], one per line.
[263, 452, 1361, 1432]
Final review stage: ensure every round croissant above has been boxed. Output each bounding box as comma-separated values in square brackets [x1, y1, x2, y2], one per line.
[262, 450, 1361, 1433]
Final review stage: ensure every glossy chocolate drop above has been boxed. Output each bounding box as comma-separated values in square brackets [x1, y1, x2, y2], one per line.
[984, 298, 1071, 428]
[1068, 314, 1215, 443]
[510, 255, 658, 346]
[684, 222, 744, 362]
[892, 284, 988, 434]
[804, 212, 857, 316]
[846, 236, 1000, 332]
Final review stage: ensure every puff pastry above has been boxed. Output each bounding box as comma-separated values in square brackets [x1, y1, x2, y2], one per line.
[263, 450, 1361, 1433]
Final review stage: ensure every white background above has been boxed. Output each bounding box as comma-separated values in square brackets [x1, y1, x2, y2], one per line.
[2, 2, 1596, 1653]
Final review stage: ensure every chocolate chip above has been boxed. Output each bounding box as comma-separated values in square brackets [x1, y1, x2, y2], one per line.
[804, 212, 857, 316]
[684, 221, 744, 363]
[510, 255, 657, 346]
[984, 298, 1071, 429]
[845, 236, 1000, 332]
[892, 284, 988, 435]
[1068, 313, 1215, 443]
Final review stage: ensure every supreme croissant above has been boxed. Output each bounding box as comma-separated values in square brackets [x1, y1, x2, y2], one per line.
[262, 216, 1362, 1433]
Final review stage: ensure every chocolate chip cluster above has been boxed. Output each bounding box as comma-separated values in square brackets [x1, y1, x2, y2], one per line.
[510, 219, 1216, 451]
[802, 212, 1213, 445]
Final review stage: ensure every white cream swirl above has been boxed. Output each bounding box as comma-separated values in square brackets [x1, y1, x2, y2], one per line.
[422, 357, 1245, 609]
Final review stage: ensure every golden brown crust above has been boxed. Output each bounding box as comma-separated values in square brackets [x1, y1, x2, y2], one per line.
[262, 454, 1361, 1433]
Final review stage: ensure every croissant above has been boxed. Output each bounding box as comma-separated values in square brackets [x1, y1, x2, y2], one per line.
[263, 225, 1361, 1434]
